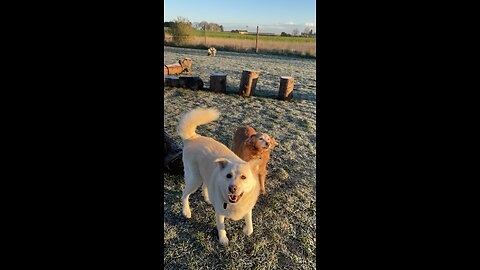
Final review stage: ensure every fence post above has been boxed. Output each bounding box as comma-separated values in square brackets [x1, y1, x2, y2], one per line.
[255, 26, 259, 53]
[204, 25, 207, 46]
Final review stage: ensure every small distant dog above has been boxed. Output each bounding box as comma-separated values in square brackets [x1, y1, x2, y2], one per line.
[207, 47, 217, 57]
[232, 126, 279, 195]
[178, 108, 262, 246]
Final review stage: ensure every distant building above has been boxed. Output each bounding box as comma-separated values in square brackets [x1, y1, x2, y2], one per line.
[231, 30, 248, 34]
[231, 29, 278, 36]
[244, 32, 277, 36]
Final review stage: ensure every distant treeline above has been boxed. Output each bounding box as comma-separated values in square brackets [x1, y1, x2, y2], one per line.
[164, 20, 223, 32]
[164, 17, 315, 38]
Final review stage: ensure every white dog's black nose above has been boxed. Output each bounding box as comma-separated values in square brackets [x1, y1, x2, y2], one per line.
[228, 185, 237, 193]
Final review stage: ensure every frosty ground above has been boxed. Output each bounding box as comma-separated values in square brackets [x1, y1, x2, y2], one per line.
[164, 46, 317, 269]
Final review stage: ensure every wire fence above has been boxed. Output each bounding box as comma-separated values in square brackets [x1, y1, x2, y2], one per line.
[163, 29, 316, 57]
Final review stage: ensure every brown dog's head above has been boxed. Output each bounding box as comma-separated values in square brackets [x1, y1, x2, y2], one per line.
[245, 132, 279, 151]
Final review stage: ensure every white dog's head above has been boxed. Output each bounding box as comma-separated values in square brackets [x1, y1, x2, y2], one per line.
[214, 158, 261, 204]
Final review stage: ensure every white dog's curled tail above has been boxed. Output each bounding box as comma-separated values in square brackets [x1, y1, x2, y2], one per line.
[177, 107, 220, 140]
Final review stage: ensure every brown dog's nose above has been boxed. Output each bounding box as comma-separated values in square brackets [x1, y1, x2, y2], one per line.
[228, 185, 237, 193]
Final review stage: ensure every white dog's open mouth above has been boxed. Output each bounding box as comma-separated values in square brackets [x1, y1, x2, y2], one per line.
[228, 192, 244, 203]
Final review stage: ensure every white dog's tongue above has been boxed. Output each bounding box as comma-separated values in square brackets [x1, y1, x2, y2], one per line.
[228, 192, 244, 203]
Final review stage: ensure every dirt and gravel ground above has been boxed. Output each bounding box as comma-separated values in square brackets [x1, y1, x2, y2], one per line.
[163, 46, 317, 269]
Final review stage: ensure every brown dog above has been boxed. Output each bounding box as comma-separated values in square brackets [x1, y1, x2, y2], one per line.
[232, 126, 278, 195]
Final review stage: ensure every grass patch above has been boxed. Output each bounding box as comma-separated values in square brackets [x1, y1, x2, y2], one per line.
[165, 32, 316, 58]
[191, 30, 316, 43]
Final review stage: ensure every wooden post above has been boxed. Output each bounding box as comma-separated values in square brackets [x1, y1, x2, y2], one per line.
[179, 76, 204, 90]
[239, 70, 260, 97]
[204, 25, 207, 46]
[164, 75, 180, 87]
[255, 26, 259, 53]
[209, 73, 227, 93]
[278, 76, 294, 100]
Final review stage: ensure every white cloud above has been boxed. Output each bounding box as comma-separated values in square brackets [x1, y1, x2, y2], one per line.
[285, 21, 295, 25]
[305, 22, 315, 27]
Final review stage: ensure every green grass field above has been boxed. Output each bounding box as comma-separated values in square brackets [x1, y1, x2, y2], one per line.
[164, 27, 315, 43]
[191, 30, 316, 43]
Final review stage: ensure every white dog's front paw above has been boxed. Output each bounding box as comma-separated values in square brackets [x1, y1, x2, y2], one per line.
[243, 226, 253, 236]
[219, 235, 229, 246]
[218, 230, 229, 246]
[182, 208, 191, 218]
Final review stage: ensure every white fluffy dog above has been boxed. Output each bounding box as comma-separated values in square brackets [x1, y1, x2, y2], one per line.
[177, 108, 261, 246]
[207, 47, 217, 56]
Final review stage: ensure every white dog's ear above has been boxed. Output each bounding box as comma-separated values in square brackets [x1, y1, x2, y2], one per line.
[214, 158, 231, 170]
[248, 158, 262, 172]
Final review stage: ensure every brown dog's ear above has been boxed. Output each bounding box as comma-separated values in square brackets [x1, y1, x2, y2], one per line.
[270, 137, 279, 147]
[214, 158, 231, 169]
[244, 134, 257, 145]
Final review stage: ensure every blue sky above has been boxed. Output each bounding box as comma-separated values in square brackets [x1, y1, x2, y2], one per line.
[164, 0, 316, 35]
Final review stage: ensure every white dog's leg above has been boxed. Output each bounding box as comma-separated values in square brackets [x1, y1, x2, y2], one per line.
[243, 209, 253, 236]
[202, 184, 211, 204]
[181, 169, 202, 218]
[216, 214, 229, 246]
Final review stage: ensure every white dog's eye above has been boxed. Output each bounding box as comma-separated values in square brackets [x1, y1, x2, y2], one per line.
[241, 175, 246, 180]
[226, 173, 232, 178]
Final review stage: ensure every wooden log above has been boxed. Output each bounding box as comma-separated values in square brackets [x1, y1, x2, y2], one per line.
[239, 70, 260, 97]
[179, 75, 204, 90]
[163, 58, 192, 75]
[209, 73, 227, 93]
[164, 64, 183, 75]
[278, 76, 294, 100]
[164, 75, 179, 87]
[178, 58, 192, 73]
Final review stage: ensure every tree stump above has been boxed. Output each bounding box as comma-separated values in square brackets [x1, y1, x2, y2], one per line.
[278, 76, 294, 100]
[209, 73, 227, 93]
[179, 76, 204, 90]
[239, 70, 260, 97]
[164, 75, 179, 87]
[164, 131, 184, 174]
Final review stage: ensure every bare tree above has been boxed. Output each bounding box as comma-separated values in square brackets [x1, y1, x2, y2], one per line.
[197, 21, 208, 30]
[304, 27, 312, 36]
[292, 28, 299, 36]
